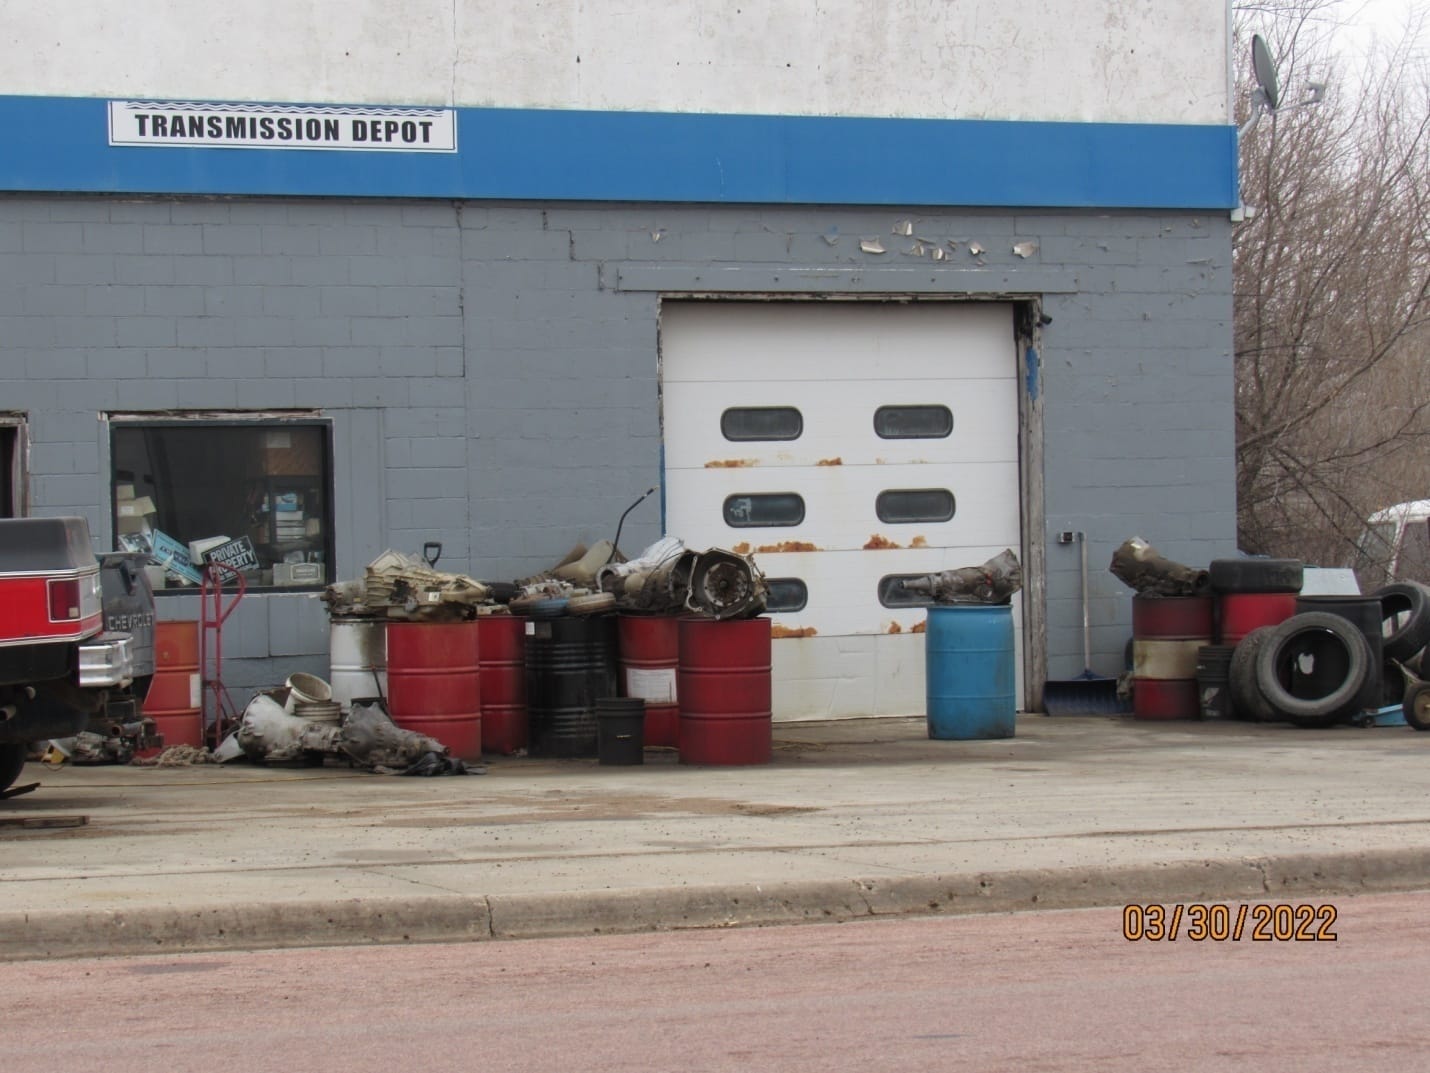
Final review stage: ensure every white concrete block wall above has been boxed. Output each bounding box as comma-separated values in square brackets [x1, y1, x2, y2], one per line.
[2, 1, 1230, 124]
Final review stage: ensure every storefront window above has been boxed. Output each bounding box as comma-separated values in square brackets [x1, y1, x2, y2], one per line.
[110, 420, 333, 592]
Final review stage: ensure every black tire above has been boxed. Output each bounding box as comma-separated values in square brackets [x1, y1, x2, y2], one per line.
[1404, 682, 1430, 732]
[1229, 626, 1278, 722]
[1372, 582, 1430, 663]
[0, 742, 26, 794]
[1255, 612, 1371, 725]
[1209, 558, 1304, 595]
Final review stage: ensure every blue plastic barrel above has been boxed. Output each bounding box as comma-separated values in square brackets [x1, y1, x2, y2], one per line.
[925, 605, 1016, 739]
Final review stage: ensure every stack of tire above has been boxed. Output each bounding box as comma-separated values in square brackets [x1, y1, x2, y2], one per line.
[1379, 581, 1430, 731]
[1195, 563, 1298, 723]
[1224, 567, 1430, 729]
[1201, 558, 1303, 720]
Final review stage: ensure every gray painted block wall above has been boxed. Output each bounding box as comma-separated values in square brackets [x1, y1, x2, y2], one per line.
[0, 196, 1235, 696]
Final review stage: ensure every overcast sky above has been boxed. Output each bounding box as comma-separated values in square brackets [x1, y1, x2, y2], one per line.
[1338, 0, 1426, 59]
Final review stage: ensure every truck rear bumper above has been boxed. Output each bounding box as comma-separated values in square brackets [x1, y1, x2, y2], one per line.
[78, 632, 134, 689]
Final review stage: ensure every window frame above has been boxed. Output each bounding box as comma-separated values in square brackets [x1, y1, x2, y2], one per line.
[0, 414, 27, 518]
[875, 488, 956, 525]
[719, 406, 804, 442]
[872, 404, 954, 440]
[878, 573, 936, 609]
[107, 414, 337, 594]
[764, 577, 809, 614]
[722, 492, 807, 529]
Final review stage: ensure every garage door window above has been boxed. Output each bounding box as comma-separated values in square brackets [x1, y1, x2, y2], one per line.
[875, 489, 956, 524]
[723, 493, 805, 528]
[764, 578, 808, 613]
[873, 405, 953, 439]
[878, 574, 935, 608]
[721, 407, 803, 442]
[110, 420, 333, 592]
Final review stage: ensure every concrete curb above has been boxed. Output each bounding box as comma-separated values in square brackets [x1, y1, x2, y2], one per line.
[5, 847, 1429, 961]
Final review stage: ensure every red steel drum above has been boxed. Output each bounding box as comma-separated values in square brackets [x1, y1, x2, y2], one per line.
[1218, 592, 1297, 645]
[386, 621, 481, 760]
[1132, 595, 1213, 720]
[617, 615, 679, 748]
[677, 617, 771, 765]
[478, 615, 527, 755]
[143, 620, 202, 749]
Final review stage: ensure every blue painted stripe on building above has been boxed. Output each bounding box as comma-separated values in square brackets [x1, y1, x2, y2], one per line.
[1, 95, 1239, 209]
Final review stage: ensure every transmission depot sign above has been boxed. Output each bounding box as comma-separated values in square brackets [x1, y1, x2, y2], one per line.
[108, 100, 457, 152]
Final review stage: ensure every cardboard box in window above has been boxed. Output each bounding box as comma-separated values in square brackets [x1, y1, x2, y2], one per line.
[117, 496, 156, 518]
[274, 562, 324, 586]
[261, 430, 323, 477]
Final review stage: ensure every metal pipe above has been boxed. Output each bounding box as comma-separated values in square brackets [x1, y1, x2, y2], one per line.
[1079, 531, 1091, 671]
[610, 487, 657, 564]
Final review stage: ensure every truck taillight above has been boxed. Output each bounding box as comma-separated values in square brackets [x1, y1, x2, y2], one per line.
[48, 578, 81, 620]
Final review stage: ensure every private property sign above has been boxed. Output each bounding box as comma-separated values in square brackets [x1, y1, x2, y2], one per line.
[108, 100, 457, 152]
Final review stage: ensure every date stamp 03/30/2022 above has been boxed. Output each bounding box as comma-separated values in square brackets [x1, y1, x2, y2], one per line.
[1122, 903, 1339, 942]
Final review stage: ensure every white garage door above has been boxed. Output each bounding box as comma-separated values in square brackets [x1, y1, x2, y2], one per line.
[661, 301, 1024, 721]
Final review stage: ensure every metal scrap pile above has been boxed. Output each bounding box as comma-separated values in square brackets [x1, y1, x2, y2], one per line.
[323, 550, 494, 621]
[321, 525, 767, 624]
[1109, 537, 1210, 596]
[596, 536, 768, 620]
[221, 693, 473, 776]
[900, 549, 1023, 605]
[496, 537, 767, 620]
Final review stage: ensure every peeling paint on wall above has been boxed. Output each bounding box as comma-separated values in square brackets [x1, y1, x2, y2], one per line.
[755, 540, 818, 553]
[1025, 343, 1042, 402]
[771, 624, 818, 639]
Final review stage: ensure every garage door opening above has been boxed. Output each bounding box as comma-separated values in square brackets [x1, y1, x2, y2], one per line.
[660, 300, 1025, 720]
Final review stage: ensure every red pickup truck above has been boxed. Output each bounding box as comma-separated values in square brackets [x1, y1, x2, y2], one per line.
[0, 517, 137, 793]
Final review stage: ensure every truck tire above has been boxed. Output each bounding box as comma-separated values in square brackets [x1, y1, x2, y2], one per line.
[0, 742, 26, 794]
[1208, 558, 1304, 595]
[1404, 681, 1430, 732]
[1228, 626, 1278, 721]
[1255, 612, 1371, 726]
[1372, 582, 1430, 663]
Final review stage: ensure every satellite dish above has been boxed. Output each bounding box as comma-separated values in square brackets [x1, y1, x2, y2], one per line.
[1252, 34, 1280, 111]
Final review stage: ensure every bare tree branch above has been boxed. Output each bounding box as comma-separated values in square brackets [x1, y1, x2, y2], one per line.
[1232, 0, 1430, 560]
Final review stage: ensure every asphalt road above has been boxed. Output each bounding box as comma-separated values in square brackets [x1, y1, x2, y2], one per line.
[6, 891, 1429, 1072]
